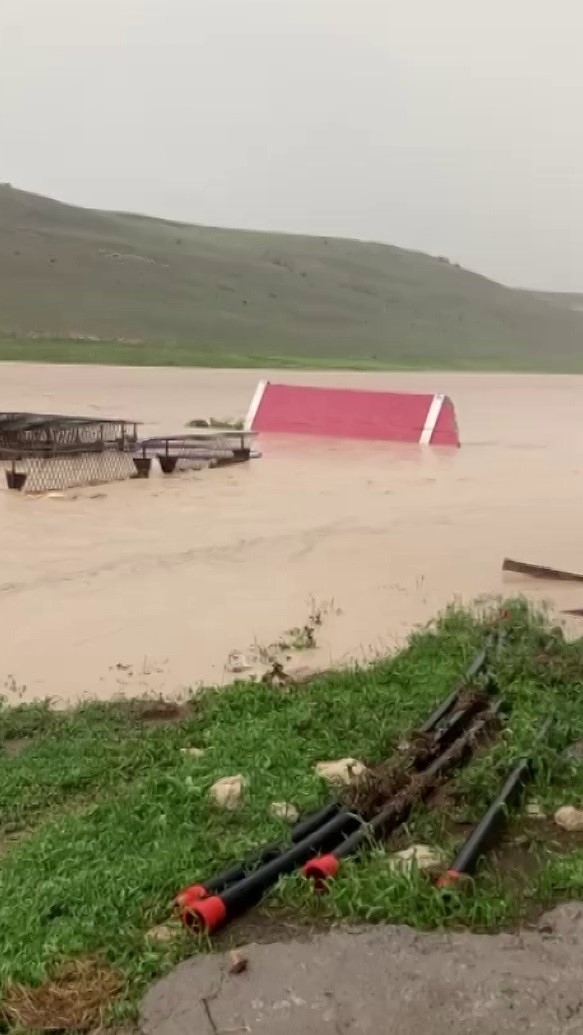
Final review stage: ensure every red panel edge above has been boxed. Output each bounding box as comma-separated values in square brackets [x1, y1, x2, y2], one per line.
[248, 382, 460, 446]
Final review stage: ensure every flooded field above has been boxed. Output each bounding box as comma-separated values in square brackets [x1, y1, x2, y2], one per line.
[1, 364, 582, 705]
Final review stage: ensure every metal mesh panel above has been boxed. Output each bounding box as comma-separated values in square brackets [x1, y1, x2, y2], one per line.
[2, 450, 136, 493]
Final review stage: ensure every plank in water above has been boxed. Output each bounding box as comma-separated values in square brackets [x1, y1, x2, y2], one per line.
[502, 558, 583, 583]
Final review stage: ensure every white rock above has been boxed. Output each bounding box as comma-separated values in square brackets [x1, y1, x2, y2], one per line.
[269, 801, 300, 823]
[388, 844, 444, 875]
[314, 758, 367, 786]
[554, 805, 583, 832]
[211, 774, 244, 809]
[180, 747, 205, 758]
[525, 800, 546, 819]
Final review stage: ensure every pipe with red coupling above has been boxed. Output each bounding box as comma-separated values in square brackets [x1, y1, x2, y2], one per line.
[436, 716, 552, 889]
[179, 808, 367, 934]
[175, 800, 343, 910]
[303, 700, 506, 890]
[175, 633, 504, 929]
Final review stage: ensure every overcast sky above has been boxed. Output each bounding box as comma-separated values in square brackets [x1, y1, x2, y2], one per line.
[1, 0, 581, 291]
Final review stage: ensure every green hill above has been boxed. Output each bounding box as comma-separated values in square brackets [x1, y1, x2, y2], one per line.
[0, 184, 582, 370]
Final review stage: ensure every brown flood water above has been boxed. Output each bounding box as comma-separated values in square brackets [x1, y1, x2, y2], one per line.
[1, 365, 582, 705]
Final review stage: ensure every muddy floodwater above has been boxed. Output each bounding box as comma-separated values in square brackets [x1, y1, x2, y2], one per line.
[1, 365, 582, 705]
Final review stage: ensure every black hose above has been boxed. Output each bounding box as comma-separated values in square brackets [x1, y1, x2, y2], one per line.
[182, 808, 365, 932]
[175, 801, 343, 907]
[436, 716, 553, 887]
[303, 700, 505, 886]
[176, 630, 503, 921]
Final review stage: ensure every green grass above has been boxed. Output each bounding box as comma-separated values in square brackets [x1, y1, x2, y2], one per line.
[0, 600, 582, 1027]
[0, 337, 397, 371]
[3, 336, 583, 372]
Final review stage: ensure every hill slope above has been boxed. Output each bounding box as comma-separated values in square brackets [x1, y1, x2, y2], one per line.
[1, 185, 582, 370]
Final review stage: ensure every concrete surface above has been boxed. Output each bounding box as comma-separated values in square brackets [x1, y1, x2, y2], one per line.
[141, 904, 583, 1035]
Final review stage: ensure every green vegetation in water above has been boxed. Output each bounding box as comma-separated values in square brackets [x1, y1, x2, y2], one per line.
[0, 600, 582, 1028]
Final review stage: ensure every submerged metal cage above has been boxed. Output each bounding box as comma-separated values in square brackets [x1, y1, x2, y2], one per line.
[0, 413, 139, 492]
[132, 431, 259, 477]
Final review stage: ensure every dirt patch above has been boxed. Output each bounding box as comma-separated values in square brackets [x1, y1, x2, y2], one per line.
[212, 909, 328, 951]
[490, 819, 583, 882]
[1, 958, 125, 1032]
[121, 700, 194, 726]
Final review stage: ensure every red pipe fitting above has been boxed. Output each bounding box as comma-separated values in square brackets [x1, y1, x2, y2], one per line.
[181, 894, 228, 934]
[302, 853, 340, 889]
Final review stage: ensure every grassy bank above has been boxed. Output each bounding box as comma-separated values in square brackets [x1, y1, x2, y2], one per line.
[3, 337, 583, 372]
[1, 601, 582, 1029]
[0, 338, 393, 371]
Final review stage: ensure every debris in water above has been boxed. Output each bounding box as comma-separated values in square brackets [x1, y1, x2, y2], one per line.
[502, 558, 583, 583]
[226, 650, 252, 674]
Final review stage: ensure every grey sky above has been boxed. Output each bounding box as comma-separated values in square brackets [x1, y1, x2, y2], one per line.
[1, 0, 581, 291]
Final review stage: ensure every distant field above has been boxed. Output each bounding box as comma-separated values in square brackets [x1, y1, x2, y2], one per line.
[1, 185, 583, 372]
[2, 336, 583, 372]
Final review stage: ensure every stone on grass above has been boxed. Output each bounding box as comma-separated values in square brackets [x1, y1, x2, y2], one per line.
[525, 800, 546, 819]
[146, 924, 178, 944]
[269, 801, 299, 823]
[388, 844, 444, 875]
[211, 774, 244, 810]
[554, 805, 583, 832]
[180, 747, 205, 758]
[315, 758, 367, 786]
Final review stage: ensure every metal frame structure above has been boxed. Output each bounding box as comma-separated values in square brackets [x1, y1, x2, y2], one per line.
[0, 413, 139, 492]
[132, 430, 259, 477]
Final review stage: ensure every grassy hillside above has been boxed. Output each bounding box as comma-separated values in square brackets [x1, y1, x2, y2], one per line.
[1, 185, 582, 370]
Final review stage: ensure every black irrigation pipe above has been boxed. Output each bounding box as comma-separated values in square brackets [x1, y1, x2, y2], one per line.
[303, 701, 505, 888]
[185, 703, 505, 931]
[175, 801, 343, 910]
[177, 631, 505, 929]
[176, 682, 485, 917]
[181, 808, 367, 932]
[435, 716, 553, 888]
[418, 627, 504, 735]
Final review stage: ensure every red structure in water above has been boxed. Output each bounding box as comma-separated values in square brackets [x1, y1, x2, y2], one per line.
[245, 382, 460, 446]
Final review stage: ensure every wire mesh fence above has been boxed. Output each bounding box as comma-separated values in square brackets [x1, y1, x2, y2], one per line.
[1, 451, 137, 493]
[0, 413, 139, 493]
